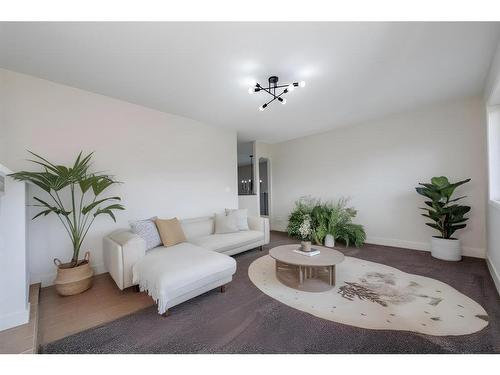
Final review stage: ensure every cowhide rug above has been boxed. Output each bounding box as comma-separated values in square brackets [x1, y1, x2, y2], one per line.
[248, 255, 488, 336]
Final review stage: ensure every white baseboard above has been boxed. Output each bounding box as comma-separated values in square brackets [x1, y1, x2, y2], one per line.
[31, 262, 107, 287]
[486, 256, 500, 296]
[0, 304, 30, 332]
[365, 236, 485, 259]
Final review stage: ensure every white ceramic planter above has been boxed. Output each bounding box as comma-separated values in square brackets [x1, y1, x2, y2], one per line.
[324, 234, 335, 248]
[430, 237, 462, 261]
[301, 241, 312, 252]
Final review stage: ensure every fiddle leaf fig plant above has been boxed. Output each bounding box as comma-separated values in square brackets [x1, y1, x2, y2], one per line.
[415, 176, 471, 239]
[9, 151, 124, 267]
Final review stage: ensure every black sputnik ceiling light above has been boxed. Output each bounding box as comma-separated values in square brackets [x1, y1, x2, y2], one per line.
[248, 76, 306, 111]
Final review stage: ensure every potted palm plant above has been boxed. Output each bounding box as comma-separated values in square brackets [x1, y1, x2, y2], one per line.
[415, 176, 471, 261]
[10, 151, 124, 295]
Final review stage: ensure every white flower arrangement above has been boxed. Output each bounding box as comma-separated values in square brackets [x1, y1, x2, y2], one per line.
[298, 215, 312, 241]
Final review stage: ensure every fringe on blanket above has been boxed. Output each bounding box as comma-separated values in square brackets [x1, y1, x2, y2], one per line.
[133, 271, 168, 314]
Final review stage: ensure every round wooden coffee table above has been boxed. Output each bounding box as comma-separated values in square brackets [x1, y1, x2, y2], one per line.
[269, 244, 345, 292]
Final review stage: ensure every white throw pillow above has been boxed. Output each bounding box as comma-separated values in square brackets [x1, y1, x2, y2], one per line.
[215, 211, 239, 234]
[225, 208, 249, 231]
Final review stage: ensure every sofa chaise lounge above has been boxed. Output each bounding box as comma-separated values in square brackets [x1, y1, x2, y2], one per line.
[103, 215, 270, 315]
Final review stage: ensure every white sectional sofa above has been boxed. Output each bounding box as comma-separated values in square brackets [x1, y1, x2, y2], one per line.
[103, 215, 269, 314]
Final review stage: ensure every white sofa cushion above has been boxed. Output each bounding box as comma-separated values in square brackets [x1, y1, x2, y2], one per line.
[180, 216, 214, 239]
[214, 211, 239, 234]
[189, 230, 264, 253]
[132, 242, 236, 314]
[225, 208, 249, 231]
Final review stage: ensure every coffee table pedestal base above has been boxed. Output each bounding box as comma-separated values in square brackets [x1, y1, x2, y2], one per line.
[275, 261, 336, 292]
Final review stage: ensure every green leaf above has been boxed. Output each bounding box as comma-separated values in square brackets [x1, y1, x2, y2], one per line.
[79, 175, 95, 194]
[418, 183, 438, 190]
[421, 213, 441, 221]
[416, 187, 441, 201]
[32, 197, 71, 217]
[449, 223, 467, 237]
[448, 196, 466, 203]
[449, 217, 469, 224]
[92, 175, 118, 196]
[26, 150, 60, 174]
[82, 196, 121, 215]
[442, 179, 470, 200]
[448, 178, 471, 189]
[431, 176, 450, 188]
[93, 203, 124, 222]
[71, 152, 93, 179]
[94, 208, 116, 222]
[32, 209, 54, 220]
[8, 171, 52, 192]
[425, 222, 442, 231]
[449, 205, 471, 216]
[103, 203, 125, 211]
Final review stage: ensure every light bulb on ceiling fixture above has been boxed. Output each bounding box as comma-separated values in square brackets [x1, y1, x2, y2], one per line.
[299, 81, 306, 88]
[288, 84, 295, 92]
[281, 98, 287, 104]
[259, 103, 267, 111]
[248, 87, 255, 94]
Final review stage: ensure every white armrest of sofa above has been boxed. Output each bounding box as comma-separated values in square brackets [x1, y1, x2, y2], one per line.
[248, 216, 270, 244]
[103, 229, 146, 290]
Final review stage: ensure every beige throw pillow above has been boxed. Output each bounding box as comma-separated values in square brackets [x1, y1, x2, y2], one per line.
[215, 211, 239, 234]
[155, 217, 186, 247]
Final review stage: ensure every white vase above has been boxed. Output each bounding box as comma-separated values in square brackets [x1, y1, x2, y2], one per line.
[301, 241, 312, 252]
[324, 234, 335, 248]
[430, 237, 462, 261]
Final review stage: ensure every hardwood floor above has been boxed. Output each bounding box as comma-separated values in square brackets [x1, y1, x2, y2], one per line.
[38, 273, 153, 345]
[0, 284, 40, 353]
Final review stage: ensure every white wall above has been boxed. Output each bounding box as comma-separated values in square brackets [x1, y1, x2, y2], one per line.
[485, 40, 500, 293]
[0, 164, 29, 331]
[238, 195, 260, 218]
[0, 69, 238, 286]
[486, 203, 500, 292]
[487, 107, 500, 201]
[0, 70, 7, 163]
[270, 97, 487, 258]
[485, 39, 500, 106]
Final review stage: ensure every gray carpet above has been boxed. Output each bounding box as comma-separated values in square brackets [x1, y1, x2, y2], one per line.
[41, 232, 500, 353]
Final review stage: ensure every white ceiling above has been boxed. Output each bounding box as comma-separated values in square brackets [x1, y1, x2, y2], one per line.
[1, 22, 499, 143]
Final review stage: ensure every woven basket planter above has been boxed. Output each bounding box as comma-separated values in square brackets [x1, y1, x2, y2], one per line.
[53, 251, 94, 296]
